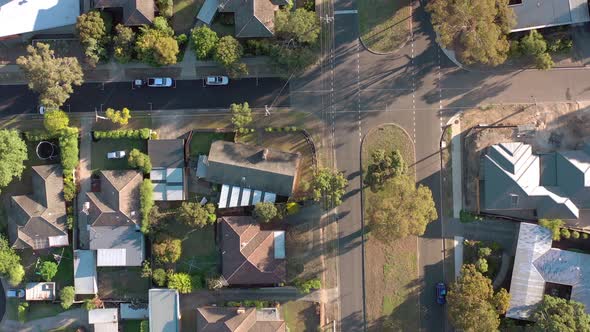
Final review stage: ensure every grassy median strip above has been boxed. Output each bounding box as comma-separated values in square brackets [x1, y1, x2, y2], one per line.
[363, 125, 419, 331]
[358, 0, 412, 53]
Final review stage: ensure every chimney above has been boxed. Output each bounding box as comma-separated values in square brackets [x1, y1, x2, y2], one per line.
[237, 307, 246, 314]
[262, 148, 269, 160]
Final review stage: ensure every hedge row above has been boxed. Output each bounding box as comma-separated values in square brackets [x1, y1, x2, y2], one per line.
[24, 130, 55, 142]
[264, 126, 299, 132]
[94, 128, 151, 140]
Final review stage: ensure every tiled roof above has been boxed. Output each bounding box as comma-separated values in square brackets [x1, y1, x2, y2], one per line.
[197, 306, 285, 332]
[93, 0, 154, 25]
[218, 0, 289, 38]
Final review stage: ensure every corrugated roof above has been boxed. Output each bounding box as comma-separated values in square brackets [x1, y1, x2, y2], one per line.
[90, 226, 144, 266]
[511, 0, 590, 32]
[25, 282, 56, 301]
[97, 248, 127, 267]
[149, 289, 180, 332]
[0, 0, 80, 38]
[74, 250, 98, 295]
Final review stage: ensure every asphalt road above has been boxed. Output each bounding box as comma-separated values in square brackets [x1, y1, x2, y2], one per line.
[0, 78, 289, 116]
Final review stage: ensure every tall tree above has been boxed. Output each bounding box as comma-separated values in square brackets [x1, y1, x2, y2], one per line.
[254, 202, 278, 222]
[275, 7, 321, 45]
[0, 130, 27, 192]
[191, 26, 219, 60]
[312, 168, 348, 208]
[519, 30, 554, 70]
[153, 237, 182, 263]
[113, 24, 136, 63]
[0, 235, 25, 286]
[44, 110, 70, 135]
[214, 36, 243, 67]
[135, 26, 179, 66]
[179, 202, 216, 227]
[17, 43, 84, 108]
[128, 148, 152, 174]
[365, 149, 406, 190]
[367, 176, 437, 240]
[427, 0, 515, 66]
[167, 272, 193, 293]
[76, 11, 109, 67]
[447, 264, 510, 332]
[230, 102, 252, 129]
[532, 295, 590, 331]
[60, 286, 75, 309]
[39, 261, 58, 281]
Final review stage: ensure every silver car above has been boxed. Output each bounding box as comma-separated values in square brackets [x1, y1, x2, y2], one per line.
[206, 76, 229, 86]
[107, 151, 126, 159]
[147, 77, 174, 87]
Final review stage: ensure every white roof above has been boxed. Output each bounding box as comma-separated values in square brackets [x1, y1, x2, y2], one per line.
[74, 250, 98, 295]
[49, 235, 69, 247]
[263, 192, 276, 203]
[89, 309, 119, 324]
[153, 183, 166, 201]
[97, 248, 127, 266]
[274, 231, 285, 259]
[240, 188, 251, 206]
[166, 168, 183, 183]
[229, 186, 240, 207]
[166, 185, 184, 201]
[219, 184, 230, 208]
[252, 190, 262, 204]
[149, 289, 180, 332]
[151, 169, 166, 181]
[120, 303, 149, 320]
[25, 282, 55, 301]
[0, 0, 80, 38]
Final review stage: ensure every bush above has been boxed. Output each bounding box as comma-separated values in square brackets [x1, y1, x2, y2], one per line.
[459, 210, 483, 223]
[140, 179, 154, 233]
[63, 172, 76, 202]
[105, 107, 131, 125]
[561, 228, 571, 239]
[39, 261, 58, 281]
[478, 247, 492, 258]
[153, 268, 167, 286]
[572, 231, 580, 239]
[244, 39, 273, 56]
[140, 320, 149, 332]
[475, 258, 488, 273]
[295, 278, 321, 294]
[168, 272, 193, 293]
[60, 286, 75, 309]
[135, 25, 178, 66]
[128, 149, 152, 174]
[93, 128, 151, 140]
[206, 275, 225, 290]
[24, 130, 54, 142]
[17, 302, 28, 322]
[539, 219, 564, 241]
[191, 26, 219, 60]
[153, 237, 182, 263]
[113, 24, 136, 63]
[59, 130, 79, 170]
[66, 215, 74, 230]
[157, 0, 173, 18]
[83, 298, 97, 310]
[254, 202, 278, 222]
[286, 202, 300, 215]
[584, 233, 589, 240]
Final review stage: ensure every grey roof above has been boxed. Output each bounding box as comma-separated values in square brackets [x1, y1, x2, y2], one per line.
[74, 250, 98, 295]
[121, 303, 148, 320]
[218, 0, 290, 38]
[511, 0, 590, 31]
[507, 223, 590, 320]
[197, 0, 219, 24]
[206, 141, 300, 196]
[482, 142, 590, 219]
[8, 165, 68, 250]
[0, 0, 80, 38]
[149, 289, 180, 332]
[89, 226, 144, 266]
[148, 139, 185, 169]
[93, 0, 154, 25]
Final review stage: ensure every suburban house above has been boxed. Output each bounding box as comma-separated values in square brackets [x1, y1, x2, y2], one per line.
[482, 142, 590, 222]
[92, 0, 155, 26]
[0, 0, 80, 41]
[74, 250, 98, 295]
[8, 165, 69, 250]
[507, 222, 590, 320]
[148, 289, 180, 332]
[509, 0, 590, 32]
[197, 0, 290, 37]
[89, 308, 119, 331]
[220, 216, 286, 286]
[197, 306, 286, 331]
[197, 141, 300, 208]
[25, 282, 56, 301]
[85, 170, 145, 267]
[148, 139, 186, 201]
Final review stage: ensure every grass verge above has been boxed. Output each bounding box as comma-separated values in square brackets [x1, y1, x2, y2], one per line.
[358, 0, 412, 53]
[281, 301, 320, 332]
[362, 124, 419, 331]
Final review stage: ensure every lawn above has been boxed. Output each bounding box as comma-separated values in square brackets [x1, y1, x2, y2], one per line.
[98, 267, 150, 301]
[358, 0, 412, 53]
[122, 320, 148, 332]
[53, 246, 74, 287]
[91, 138, 147, 171]
[362, 124, 419, 331]
[285, 204, 323, 283]
[189, 131, 235, 157]
[25, 139, 60, 167]
[163, 218, 219, 275]
[171, 0, 204, 34]
[281, 301, 320, 332]
[26, 303, 68, 321]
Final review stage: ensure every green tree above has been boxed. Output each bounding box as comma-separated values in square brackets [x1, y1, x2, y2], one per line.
[179, 202, 216, 227]
[168, 272, 192, 293]
[478, 247, 492, 258]
[475, 258, 488, 273]
[153, 237, 182, 263]
[39, 261, 58, 281]
[191, 26, 219, 60]
[230, 102, 252, 129]
[128, 149, 152, 174]
[153, 268, 167, 286]
[105, 107, 131, 125]
[312, 168, 348, 208]
[254, 202, 278, 222]
[63, 173, 76, 202]
[83, 298, 98, 310]
[140, 179, 154, 233]
[367, 176, 437, 240]
[493, 288, 511, 315]
[561, 228, 571, 239]
[60, 286, 75, 309]
[157, 0, 173, 18]
[539, 218, 564, 241]
[0, 130, 27, 192]
[76, 11, 109, 67]
[59, 129, 80, 170]
[447, 264, 509, 331]
[17, 43, 84, 108]
[275, 7, 321, 44]
[269, 44, 317, 78]
[113, 24, 136, 63]
[135, 26, 179, 66]
[153, 16, 175, 36]
[295, 278, 321, 294]
[532, 295, 590, 331]
[43, 110, 70, 135]
[519, 30, 554, 70]
[0, 235, 25, 286]
[427, 0, 515, 66]
[365, 149, 406, 190]
[214, 36, 243, 67]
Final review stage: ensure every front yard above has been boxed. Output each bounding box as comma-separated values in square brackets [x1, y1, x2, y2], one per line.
[171, 0, 204, 34]
[358, 0, 412, 53]
[97, 267, 150, 301]
[281, 301, 320, 332]
[285, 204, 323, 283]
[189, 131, 235, 157]
[362, 124, 419, 331]
[91, 138, 147, 171]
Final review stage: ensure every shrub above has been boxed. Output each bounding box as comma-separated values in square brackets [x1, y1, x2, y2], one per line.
[295, 278, 321, 294]
[157, 0, 173, 17]
[105, 107, 131, 125]
[153, 268, 167, 286]
[60, 286, 75, 309]
[59, 130, 79, 170]
[141, 261, 152, 278]
[478, 247, 492, 258]
[286, 202, 300, 215]
[140, 320, 149, 332]
[83, 298, 97, 310]
[24, 130, 54, 142]
[93, 128, 151, 140]
[206, 275, 225, 290]
[17, 302, 28, 322]
[168, 272, 192, 293]
[113, 24, 136, 63]
[561, 228, 571, 239]
[44, 110, 70, 135]
[39, 261, 58, 281]
[584, 233, 589, 240]
[153, 237, 182, 263]
[459, 210, 483, 223]
[66, 215, 74, 230]
[254, 202, 278, 222]
[475, 258, 488, 273]
[63, 172, 76, 202]
[140, 179, 154, 233]
[128, 149, 152, 174]
[539, 219, 564, 241]
[572, 231, 580, 239]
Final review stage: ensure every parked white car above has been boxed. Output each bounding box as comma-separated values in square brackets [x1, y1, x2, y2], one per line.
[39, 106, 46, 114]
[107, 151, 126, 159]
[6, 289, 24, 298]
[206, 76, 229, 86]
[146, 77, 174, 87]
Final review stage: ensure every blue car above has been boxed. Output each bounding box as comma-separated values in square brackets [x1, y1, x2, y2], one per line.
[436, 282, 447, 304]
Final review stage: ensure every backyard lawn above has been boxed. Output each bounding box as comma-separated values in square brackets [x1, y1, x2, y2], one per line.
[281, 301, 320, 332]
[167, 220, 219, 276]
[52, 246, 74, 287]
[358, 0, 412, 53]
[362, 124, 419, 331]
[171, 0, 204, 34]
[122, 320, 148, 332]
[189, 131, 235, 157]
[91, 138, 147, 171]
[98, 267, 150, 301]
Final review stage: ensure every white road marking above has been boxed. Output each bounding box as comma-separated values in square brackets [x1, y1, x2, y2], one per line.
[334, 9, 358, 14]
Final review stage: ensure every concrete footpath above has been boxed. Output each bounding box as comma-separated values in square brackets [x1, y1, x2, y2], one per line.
[0, 47, 280, 85]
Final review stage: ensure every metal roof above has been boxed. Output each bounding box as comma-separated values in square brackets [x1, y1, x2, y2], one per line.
[149, 289, 180, 332]
[197, 0, 220, 24]
[97, 248, 127, 267]
[219, 185, 230, 209]
[120, 303, 149, 320]
[511, 0, 590, 31]
[74, 250, 98, 295]
[0, 0, 80, 38]
[25, 282, 55, 301]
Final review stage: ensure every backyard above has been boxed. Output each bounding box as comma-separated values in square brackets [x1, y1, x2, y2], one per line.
[281, 301, 320, 332]
[362, 124, 419, 331]
[91, 138, 147, 171]
[98, 267, 150, 301]
[358, 0, 412, 53]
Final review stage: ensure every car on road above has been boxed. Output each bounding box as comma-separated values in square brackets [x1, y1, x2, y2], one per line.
[6, 289, 24, 298]
[107, 151, 126, 159]
[39, 106, 45, 115]
[146, 77, 173, 87]
[435, 282, 447, 304]
[206, 76, 229, 86]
